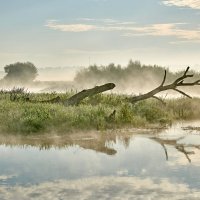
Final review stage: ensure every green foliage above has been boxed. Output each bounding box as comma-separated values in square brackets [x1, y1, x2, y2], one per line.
[74, 60, 200, 93]
[3, 62, 38, 85]
[0, 91, 200, 135]
[74, 60, 169, 84]
[132, 100, 171, 124]
[166, 98, 200, 119]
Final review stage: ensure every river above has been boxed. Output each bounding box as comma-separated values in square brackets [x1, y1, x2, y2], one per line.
[0, 121, 200, 200]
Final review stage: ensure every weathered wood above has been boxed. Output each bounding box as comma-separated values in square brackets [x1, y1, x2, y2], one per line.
[63, 83, 115, 106]
[9, 83, 116, 106]
[39, 96, 61, 103]
[128, 67, 200, 104]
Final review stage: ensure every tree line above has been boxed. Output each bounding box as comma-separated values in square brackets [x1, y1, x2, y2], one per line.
[74, 60, 200, 91]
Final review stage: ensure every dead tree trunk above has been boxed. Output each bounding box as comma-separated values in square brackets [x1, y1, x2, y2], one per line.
[128, 67, 200, 104]
[63, 83, 115, 106]
[28, 83, 115, 106]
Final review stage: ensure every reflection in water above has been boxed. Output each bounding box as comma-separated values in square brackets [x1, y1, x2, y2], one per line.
[0, 132, 131, 155]
[1, 176, 200, 200]
[150, 136, 200, 163]
[0, 121, 200, 199]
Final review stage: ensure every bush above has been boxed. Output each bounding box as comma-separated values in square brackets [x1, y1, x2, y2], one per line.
[3, 62, 38, 85]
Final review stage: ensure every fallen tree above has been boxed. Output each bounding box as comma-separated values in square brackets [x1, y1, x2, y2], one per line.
[128, 67, 200, 104]
[63, 83, 115, 106]
[23, 83, 115, 106]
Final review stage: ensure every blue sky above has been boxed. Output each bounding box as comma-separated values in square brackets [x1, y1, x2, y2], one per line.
[0, 0, 200, 70]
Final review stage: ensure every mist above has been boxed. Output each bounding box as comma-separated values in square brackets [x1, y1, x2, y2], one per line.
[36, 67, 82, 81]
[73, 61, 200, 98]
[0, 61, 199, 97]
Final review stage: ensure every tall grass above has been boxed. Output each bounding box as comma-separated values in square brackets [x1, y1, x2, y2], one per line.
[0, 91, 200, 135]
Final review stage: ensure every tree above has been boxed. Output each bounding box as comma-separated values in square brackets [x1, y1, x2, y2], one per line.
[3, 62, 38, 84]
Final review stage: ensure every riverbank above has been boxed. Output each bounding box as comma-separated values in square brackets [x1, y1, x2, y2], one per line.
[0, 92, 200, 135]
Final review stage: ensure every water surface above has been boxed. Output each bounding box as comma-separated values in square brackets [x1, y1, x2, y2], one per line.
[0, 121, 200, 199]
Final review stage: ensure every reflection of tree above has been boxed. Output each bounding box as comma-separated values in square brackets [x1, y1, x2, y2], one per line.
[0, 133, 133, 156]
[182, 126, 200, 131]
[1, 133, 199, 162]
[150, 136, 200, 163]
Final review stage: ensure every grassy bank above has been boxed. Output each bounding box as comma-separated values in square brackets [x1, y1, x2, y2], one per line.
[0, 91, 200, 135]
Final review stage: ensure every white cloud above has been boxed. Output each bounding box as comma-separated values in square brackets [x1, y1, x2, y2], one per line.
[45, 19, 136, 33]
[163, 0, 200, 9]
[0, 174, 16, 181]
[45, 20, 200, 42]
[123, 23, 200, 40]
[1, 176, 200, 200]
[46, 20, 96, 32]
[170, 39, 200, 44]
[78, 18, 119, 23]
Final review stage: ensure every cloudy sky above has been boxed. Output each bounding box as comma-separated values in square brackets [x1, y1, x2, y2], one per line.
[0, 0, 200, 70]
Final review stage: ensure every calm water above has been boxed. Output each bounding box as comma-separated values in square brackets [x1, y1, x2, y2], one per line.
[0, 121, 200, 200]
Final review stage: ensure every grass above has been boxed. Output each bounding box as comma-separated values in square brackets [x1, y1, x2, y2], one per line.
[0, 91, 200, 135]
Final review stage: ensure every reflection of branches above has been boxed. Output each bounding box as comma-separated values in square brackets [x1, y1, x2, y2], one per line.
[160, 143, 168, 161]
[175, 145, 194, 163]
[182, 126, 200, 131]
[151, 136, 200, 163]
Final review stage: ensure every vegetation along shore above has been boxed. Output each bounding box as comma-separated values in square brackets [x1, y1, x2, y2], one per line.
[0, 61, 200, 135]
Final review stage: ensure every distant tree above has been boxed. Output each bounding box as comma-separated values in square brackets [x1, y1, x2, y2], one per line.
[3, 62, 38, 84]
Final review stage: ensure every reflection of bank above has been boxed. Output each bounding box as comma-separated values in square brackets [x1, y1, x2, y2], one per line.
[0, 131, 134, 156]
[1, 124, 200, 195]
[0, 124, 200, 161]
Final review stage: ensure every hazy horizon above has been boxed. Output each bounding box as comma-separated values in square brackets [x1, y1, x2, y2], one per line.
[0, 60, 200, 82]
[1, 0, 200, 72]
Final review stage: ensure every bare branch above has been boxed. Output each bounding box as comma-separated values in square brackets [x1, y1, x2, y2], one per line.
[128, 67, 200, 104]
[178, 80, 200, 86]
[174, 67, 194, 85]
[184, 66, 190, 76]
[176, 145, 194, 163]
[173, 89, 192, 99]
[152, 96, 166, 105]
[160, 70, 167, 86]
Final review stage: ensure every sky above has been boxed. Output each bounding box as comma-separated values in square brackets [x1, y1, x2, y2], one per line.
[0, 0, 200, 71]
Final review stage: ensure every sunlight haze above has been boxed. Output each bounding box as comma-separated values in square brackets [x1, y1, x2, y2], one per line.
[0, 0, 200, 71]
